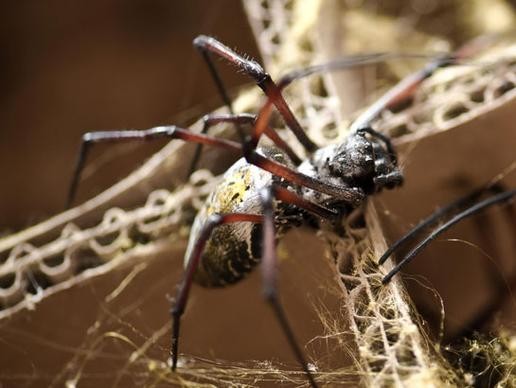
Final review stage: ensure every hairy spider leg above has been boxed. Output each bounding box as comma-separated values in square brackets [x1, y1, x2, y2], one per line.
[187, 113, 301, 177]
[189, 53, 425, 174]
[194, 37, 454, 161]
[382, 189, 516, 284]
[193, 35, 318, 153]
[248, 43, 487, 154]
[68, 35, 487, 209]
[378, 183, 516, 266]
[65, 126, 242, 209]
[170, 185, 336, 387]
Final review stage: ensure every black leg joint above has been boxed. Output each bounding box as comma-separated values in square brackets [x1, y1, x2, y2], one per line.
[256, 73, 274, 90]
[242, 142, 257, 162]
[245, 62, 268, 83]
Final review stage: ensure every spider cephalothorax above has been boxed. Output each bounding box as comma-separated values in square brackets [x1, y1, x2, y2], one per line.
[297, 127, 403, 211]
[326, 128, 402, 192]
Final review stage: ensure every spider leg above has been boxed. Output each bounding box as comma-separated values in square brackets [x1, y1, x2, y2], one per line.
[193, 35, 318, 153]
[272, 185, 338, 219]
[382, 188, 516, 284]
[188, 113, 301, 177]
[237, 49, 466, 205]
[170, 187, 333, 382]
[379, 183, 514, 266]
[194, 34, 490, 157]
[193, 37, 457, 206]
[350, 57, 450, 132]
[194, 39, 236, 117]
[65, 126, 242, 209]
[260, 185, 318, 388]
[380, 182, 516, 337]
[170, 212, 263, 370]
[277, 52, 441, 87]
[237, 100, 364, 205]
[246, 146, 365, 205]
[345, 37, 488, 132]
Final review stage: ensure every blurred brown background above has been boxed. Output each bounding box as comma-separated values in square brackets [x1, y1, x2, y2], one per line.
[0, 1, 259, 231]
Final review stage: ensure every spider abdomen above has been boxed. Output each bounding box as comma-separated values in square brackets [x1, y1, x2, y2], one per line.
[185, 147, 294, 287]
[189, 221, 264, 287]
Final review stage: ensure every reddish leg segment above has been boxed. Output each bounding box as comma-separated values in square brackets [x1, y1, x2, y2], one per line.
[194, 35, 478, 153]
[188, 113, 301, 176]
[66, 119, 364, 211]
[194, 35, 318, 152]
[68, 37, 476, 210]
[66, 126, 241, 209]
[245, 149, 365, 205]
[170, 186, 334, 387]
[349, 36, 491, 132]
[194, 38, 435, 154]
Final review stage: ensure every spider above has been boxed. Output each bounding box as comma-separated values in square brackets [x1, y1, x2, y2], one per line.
[66, 35, 515, 387]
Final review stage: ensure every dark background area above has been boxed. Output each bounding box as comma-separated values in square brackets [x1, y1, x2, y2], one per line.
[0, 1, 259, 231]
